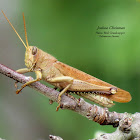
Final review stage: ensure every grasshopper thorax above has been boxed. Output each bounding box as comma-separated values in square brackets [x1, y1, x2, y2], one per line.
[25, 46, 38, 70]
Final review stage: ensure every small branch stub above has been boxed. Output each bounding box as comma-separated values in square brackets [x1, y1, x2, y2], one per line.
[49, 135, 63, 140]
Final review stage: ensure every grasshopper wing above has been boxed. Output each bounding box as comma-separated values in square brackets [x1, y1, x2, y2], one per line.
[54, 61, 131, 103]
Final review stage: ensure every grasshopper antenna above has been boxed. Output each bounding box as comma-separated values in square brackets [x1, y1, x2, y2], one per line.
[1, 10, 28, 49]
[22, 13, 29, 48]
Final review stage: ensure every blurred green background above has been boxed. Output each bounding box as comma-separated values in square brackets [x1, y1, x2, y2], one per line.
[0, 0, 140, 140]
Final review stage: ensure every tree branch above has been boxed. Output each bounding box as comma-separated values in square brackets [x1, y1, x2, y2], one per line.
[92, 113, 140, 140]
[0, 64, 140, 140]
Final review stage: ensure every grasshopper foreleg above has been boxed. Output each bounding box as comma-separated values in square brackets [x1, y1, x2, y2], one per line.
[15, 68, 31, 88]
[47, 76, 73, 111]
[16, 70, 42, 94]
[16, 68, 31, 74]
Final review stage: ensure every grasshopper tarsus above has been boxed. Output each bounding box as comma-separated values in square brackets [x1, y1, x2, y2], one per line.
[56, 104, 61, 111]
[16, 89, 21, 94]
[16, 83, 27, 94]
[14, 81, 18, 89]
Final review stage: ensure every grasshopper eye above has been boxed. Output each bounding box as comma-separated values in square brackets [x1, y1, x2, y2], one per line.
[32, 46, 37, 55]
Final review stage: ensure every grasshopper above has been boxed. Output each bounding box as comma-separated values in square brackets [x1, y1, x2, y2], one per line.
[2, 11, 131, 111]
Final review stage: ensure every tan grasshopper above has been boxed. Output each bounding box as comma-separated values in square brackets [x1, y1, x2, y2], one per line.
[2, 11, 131, 111]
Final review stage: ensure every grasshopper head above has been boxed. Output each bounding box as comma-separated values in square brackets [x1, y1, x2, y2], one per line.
[2, 11, 38, 70]
[25, 46, 38, 69]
